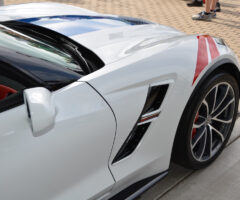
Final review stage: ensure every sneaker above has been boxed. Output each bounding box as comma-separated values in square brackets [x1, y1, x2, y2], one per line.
[215, 2, 221, 12]
[211, 10, 216, 18]
[187, 0, 203, 7]
[192, 11, 212, 21]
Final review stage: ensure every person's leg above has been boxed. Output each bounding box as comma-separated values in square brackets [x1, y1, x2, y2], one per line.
[209, 0, 220, 18]
[192, 0, 213, 20]
[216, 0, 221, 12]
[211, 0, 218, 10]
[205, 0, 212, 13]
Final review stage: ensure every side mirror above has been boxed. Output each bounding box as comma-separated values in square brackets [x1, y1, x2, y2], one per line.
[24, 87, 56, 136]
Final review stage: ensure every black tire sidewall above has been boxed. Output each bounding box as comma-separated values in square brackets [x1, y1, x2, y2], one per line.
[176, 72, 239, 169]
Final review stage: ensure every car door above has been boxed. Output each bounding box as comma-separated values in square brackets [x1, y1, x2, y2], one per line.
[0, 71, 116, 200]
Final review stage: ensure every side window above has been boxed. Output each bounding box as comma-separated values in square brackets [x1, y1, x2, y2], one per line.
[0, 74, 26, 113]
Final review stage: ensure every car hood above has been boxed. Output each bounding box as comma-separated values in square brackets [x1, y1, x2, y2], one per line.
[0, 2, 185, 64]
[70, 24, 184, 64]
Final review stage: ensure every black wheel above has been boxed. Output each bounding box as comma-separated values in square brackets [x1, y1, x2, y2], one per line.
[172, 72, 239, 169]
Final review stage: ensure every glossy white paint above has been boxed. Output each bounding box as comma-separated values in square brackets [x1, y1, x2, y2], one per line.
[0, 3, 240, 200]
[24, 87, 56, 136]
[81, 35, 200, 195]
[84, 42, 239, 197]
[0, 82, 116, 200]
[71, 24, 184, 64]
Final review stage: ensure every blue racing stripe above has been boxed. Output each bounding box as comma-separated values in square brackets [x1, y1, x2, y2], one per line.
[17, 15, 144, 36]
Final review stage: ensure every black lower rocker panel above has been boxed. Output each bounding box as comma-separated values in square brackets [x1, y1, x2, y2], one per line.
[109, 171, 168, 200]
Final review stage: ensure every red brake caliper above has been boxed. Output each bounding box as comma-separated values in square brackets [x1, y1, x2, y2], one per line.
[192, 112, 199, 138]
[0, 85, 17, 100]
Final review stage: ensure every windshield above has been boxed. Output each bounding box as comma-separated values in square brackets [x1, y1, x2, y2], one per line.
[0, 25, 84, 74]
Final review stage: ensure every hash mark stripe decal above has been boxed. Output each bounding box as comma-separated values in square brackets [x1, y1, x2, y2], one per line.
[207, 36, 220, 60]
[193, 36, 209, 84]
[140, 112, 160, 123]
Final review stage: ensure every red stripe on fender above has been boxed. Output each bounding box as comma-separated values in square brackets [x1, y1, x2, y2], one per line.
[140, 112, 160, 123]
[193, 36, 208, 84]
[207, 36, 220, 60]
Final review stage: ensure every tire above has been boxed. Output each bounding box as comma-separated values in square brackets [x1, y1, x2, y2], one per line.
[172, 72, 239, 169]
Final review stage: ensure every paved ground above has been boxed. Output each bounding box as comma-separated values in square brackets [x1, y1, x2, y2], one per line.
[2, 0, 240, 199]
[137, 118, 240, 200]
[160, 129, 240, 200]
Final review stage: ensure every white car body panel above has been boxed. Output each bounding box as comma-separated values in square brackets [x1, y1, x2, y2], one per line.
[71, 24, 184, 64]
[81, 32, 239, 194]
[0, 2, 240, 200]
[0, 82, 116, 200]
[81, 36, 199, 194]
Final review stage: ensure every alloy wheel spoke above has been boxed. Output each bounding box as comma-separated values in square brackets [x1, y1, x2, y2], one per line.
[207, 125, 213, 157]
[212, 98, 235, 118]
[193, 119, 205, 128]
[202, 100, 210, 116]
[192, 127, 207, 149]
[209, 124, 225, 142]
[212, 117, 233, 124]
[199, 131, 207, 161]
[213, 85, 229, 113]
[211, 86, 218, 114]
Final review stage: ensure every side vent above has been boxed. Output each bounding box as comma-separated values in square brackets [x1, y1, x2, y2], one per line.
[112, 123, 151, 163]
[142, 85, 169, 115]
[112, 84, 169, 164]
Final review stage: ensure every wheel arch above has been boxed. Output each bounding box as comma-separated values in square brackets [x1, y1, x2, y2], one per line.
[171, 58, 240, 164]
[197, 59, 240, 96]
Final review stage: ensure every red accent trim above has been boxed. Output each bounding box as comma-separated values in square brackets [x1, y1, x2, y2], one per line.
[192, 112, 199, 138]
[140, 113, 160, 123]
[207, 36, 220, 60]
[0, 85, 17, 100]
[193, 36, 208, 84]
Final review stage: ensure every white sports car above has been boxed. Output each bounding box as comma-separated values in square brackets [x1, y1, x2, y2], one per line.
[0, 2, 239, 200]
